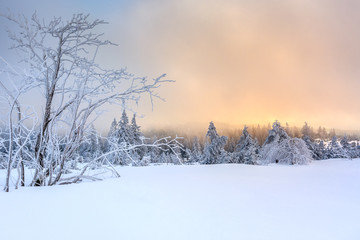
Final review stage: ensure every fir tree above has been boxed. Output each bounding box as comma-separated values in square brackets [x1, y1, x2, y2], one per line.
[315, 140, 326, 160]
[189, 137, 202, 163]
[130, 114, 141, 144]
[88, 124, 102, 158]
[108, 118, 117, 137]
[326, 136, 348, 159]
[117, 110, 131, 145]
[234, 126, 260, 164]
[301, 122, 312, 140]
[340, 135, 350, 150]
[104, 118, 118, 152]
[130, 114, 146, 159]
[158, 152, 168, 164]
[79, 124, 102, 161]
[202, 122, 228, 164]
[262, 121, 289, 146]
[340, 135, 357, 158]
[302, 135, 320, 160]
[109, 111, 132, 165]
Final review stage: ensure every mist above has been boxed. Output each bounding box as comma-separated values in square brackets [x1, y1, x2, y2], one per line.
[1, 0, 360, 132]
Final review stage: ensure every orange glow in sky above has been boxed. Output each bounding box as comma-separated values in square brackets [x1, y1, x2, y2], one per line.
[1, 0, 360, 132]
[108, 0, 360, 131]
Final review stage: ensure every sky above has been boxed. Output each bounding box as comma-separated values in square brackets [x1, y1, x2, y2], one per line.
[1, 0, 360, 133]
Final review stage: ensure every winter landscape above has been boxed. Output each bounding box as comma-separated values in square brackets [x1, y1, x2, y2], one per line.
[1, 1, 360, 240]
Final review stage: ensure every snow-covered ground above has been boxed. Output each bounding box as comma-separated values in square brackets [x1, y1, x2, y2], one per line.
[1, 159, 360, 240]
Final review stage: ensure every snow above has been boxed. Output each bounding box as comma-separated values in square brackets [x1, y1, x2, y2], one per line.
[1, 159, 360, 240]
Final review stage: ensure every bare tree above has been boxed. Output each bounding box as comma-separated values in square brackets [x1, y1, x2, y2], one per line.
[0, 57, 38, 192]
[1, 13, 173, 189]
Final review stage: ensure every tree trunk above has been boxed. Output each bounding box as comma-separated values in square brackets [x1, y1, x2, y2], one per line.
[4, 103, 15, 192]
[32, 84, 57, 186]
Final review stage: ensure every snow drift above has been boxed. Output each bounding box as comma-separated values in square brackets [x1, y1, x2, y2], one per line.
[1, 159, 359, 240]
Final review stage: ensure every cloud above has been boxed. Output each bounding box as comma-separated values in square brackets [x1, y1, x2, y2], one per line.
[1, 0, 360, 131]
[102, 0, 360, 130]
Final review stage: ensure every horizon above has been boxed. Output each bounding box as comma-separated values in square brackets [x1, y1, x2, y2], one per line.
[1, 0, 360, 133]
[140, 121, 360, 138]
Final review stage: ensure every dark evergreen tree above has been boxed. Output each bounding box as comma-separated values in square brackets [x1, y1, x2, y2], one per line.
[130, 114, 141, 144]
[130, 114, 146, 159]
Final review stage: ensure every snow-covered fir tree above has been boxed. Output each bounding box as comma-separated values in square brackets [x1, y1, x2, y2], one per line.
[130, 114, 141, 144]
[340, 135, 350, 150]
[340, 135, 360, 159]
[233, 126, 260, 164]
[117, 110, 132, 145]
[188, 137, 202, 163]
[202, 122, 228, 164]
[169, 149, 182, 164]
[262, 121, 289, 146]
[260, 121, 312, 165]
[301, 122, 323, 160]
[302, 135, 321, 160]
[158, 152, 168, 164]
[301, 122, 314, 140]
[130, 114, 147, 160]
[103, 118, 118, 153]
[106, 111, 132, 165]
[87, 124, 102, 159]
[143, 136, 162, 164]
[0, 133, 7, 169]
[109, 118, 117, 137]
[316, 140, 326, 160]
[78, 124, 102, 161]
[185, 148, 192, 163]
[112, 110, 133, 165]
[326, 136, 349, 159]
[106, 113, 149, 165]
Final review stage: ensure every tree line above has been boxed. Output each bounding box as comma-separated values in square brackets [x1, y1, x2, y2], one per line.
[60, 115, 360, 168]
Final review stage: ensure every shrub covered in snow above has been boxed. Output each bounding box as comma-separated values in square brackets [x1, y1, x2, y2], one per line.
[260, 121, 312, 165]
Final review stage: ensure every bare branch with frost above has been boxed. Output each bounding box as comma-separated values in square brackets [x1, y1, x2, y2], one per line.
[1, 12, 174, 189]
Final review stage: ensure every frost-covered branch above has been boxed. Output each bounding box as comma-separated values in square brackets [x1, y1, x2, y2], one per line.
[1, 12, 174, 189]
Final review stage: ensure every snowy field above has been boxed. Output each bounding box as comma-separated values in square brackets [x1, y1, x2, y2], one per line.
[1, 159, 360, 240]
